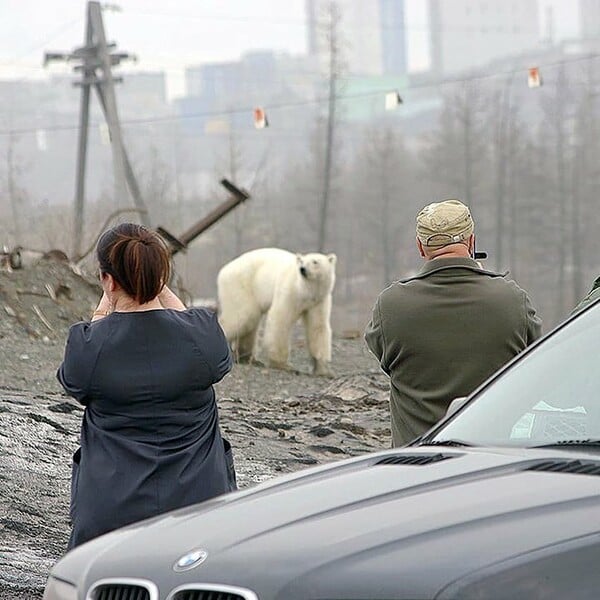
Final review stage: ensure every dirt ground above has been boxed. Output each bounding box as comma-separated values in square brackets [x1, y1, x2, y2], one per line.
[0, 259, 391, 599]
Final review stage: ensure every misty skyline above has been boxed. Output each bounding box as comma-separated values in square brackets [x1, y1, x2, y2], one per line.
[0, 0, 581, 100]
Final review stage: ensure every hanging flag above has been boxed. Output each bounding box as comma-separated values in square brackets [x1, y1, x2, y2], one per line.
[385, 91, 403, 110]
[253, 107, 269, 129]
[528, 67, 542, 88]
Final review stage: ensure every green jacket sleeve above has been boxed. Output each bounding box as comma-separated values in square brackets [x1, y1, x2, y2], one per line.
[524, 292, 542, 345]
[364, 296, 391, 375]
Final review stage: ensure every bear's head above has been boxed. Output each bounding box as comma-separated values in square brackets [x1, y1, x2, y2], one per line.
[296, 252, 337, 287]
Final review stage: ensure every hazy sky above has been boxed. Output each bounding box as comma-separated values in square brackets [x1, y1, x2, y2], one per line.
[0, 0, 582, 99]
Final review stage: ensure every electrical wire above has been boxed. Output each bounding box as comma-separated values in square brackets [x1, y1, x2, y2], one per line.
[0, 17, 82, 67]
[0, 50, 598, 138]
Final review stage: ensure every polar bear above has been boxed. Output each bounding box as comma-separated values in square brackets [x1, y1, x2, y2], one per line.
[217, 248, 336, 376]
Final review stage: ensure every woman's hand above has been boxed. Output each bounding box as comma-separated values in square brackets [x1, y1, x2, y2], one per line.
[91, 292, 113, 321]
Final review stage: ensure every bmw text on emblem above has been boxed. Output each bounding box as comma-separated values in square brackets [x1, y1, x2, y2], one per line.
[173, 549, 208, 572]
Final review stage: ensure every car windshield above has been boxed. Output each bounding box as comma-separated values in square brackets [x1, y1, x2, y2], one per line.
[426, 302, 600, 448]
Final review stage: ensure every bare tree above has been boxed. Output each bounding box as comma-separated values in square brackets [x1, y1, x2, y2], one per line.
[423, 82, 489, 210]
[279, 116, 333, 252]
[226, 127, 246, 257]
[570, 56, 600, 304]
[505, 109, 524, 279]
[492, 78, 513, 270]
[316, 0, 344, 252]
[210, 123, 248, 259]
[1, 133, 27, 246]
[359, 127, 415, 287]
[491, 72, 530, 276]
[537, 65, 573, 320]
[139, 146, 174, 215]
[555, 67, 571, 318]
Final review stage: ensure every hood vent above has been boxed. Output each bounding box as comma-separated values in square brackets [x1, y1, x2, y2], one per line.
[375, 453, 455, 466]
[527, 459, 600, 476]
[171, 592, 244, 600]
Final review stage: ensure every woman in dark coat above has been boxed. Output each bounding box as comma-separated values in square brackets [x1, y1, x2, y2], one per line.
[57, 223, 235, 550]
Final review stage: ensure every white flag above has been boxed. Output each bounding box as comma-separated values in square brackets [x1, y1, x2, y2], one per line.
[385, 91, 403, 110]
[528, 67, 542, 88]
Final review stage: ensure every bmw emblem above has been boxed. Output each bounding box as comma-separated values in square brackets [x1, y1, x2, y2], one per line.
[173, 549, 208, 572]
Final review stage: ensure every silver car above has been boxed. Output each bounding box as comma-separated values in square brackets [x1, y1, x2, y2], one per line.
[43, 300, 600, 600]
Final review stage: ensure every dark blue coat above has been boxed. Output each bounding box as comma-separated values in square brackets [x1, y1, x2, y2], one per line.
[57, 307, 234, 550]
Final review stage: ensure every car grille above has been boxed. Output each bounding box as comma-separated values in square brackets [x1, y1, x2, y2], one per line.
[375, 453, 455, 466]
[88, 580, 156, 600]
[91, 585, 149, 600]
[168, 586, 257, 600]
[527, 459, 600, 476]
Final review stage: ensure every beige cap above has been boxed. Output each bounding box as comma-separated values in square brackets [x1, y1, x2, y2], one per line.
[416, 199, 474, 247]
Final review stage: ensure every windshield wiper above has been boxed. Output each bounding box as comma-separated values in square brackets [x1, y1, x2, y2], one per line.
[419, 439, 474, 447]
[530, 439, 600, 449]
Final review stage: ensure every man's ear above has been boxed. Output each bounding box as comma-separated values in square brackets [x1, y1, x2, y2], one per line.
[468, 234, 475, 256]
[416, 238, 426, 258]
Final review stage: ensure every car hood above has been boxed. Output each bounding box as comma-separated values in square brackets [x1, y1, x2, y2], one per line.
[52, 446, 600, 599]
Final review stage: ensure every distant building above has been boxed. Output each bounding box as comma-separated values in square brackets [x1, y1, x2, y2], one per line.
[306, 0, 407, 76]
[380, 0, 408, 76]
[117, 71, 169, 118]
[186, 51, 301, 108]
[182, 50, 316, 135]
[580, 0, 600, 39]
[0, 79, 75, 120]
[428, 0, 540, 76]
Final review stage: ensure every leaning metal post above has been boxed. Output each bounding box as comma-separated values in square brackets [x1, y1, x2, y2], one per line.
[157, 179, 251, 257]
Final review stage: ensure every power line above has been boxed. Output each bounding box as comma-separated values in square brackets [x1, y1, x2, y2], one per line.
[0, 16, 85, 122]
[0, 51, 598, 138]
[0, 9, 565, 80]
[0, 17, 82, 68]
[6, 58, 408, 83]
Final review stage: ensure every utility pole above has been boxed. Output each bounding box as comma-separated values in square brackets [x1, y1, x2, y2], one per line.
[317, 1, 342, 253]
[44, 1, 149, 259]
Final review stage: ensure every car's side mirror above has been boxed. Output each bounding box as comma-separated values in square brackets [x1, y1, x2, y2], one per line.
[445, 396, 468, 418]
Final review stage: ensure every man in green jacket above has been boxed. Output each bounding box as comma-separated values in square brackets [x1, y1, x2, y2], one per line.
[365, 199, 542, 447]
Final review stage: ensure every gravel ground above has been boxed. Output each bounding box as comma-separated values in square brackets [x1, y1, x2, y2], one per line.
[0, 259, 391, 599]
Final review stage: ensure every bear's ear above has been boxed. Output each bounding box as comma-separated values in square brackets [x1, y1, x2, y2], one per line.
[296, 253, 303, 264]
[327, 253, 337, 265]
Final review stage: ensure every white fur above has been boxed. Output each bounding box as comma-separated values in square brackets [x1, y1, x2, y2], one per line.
[217, 248, 337, 375]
